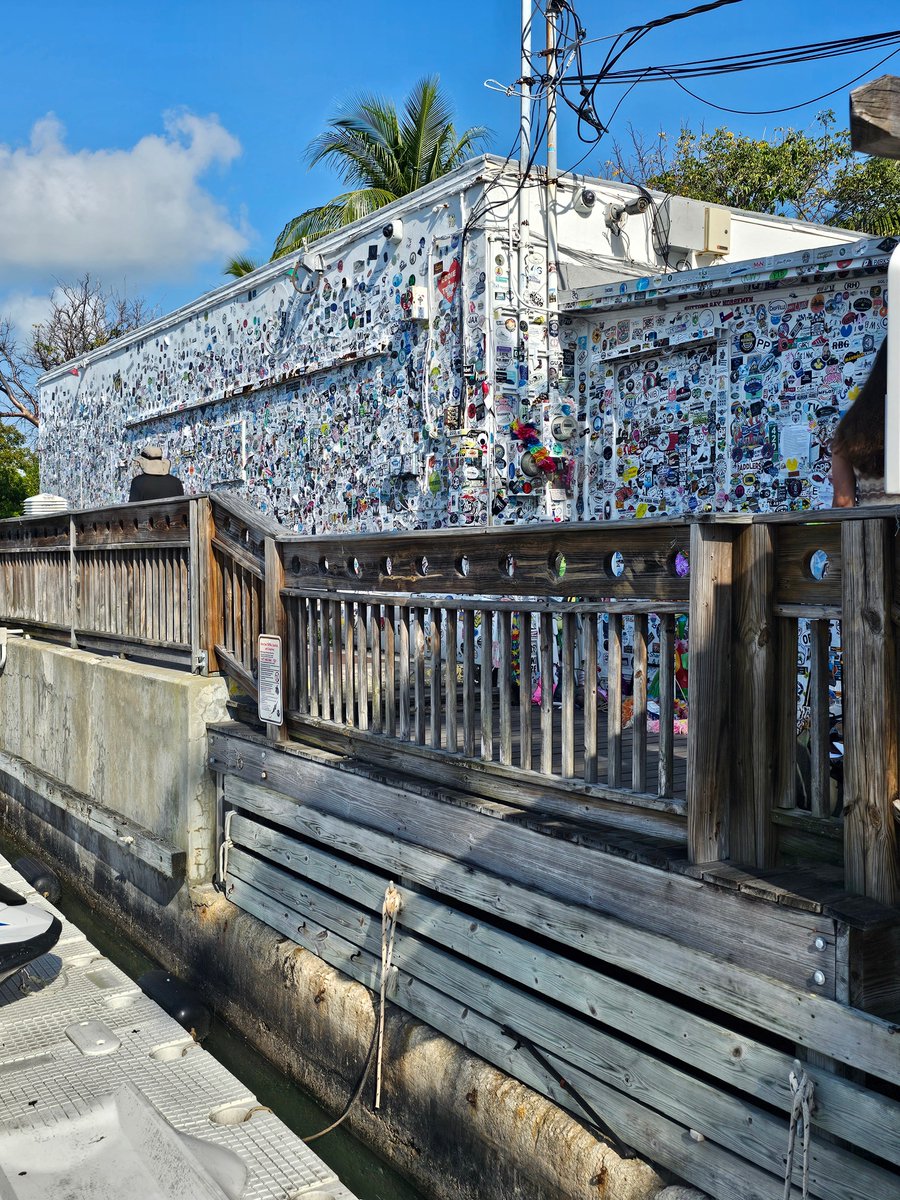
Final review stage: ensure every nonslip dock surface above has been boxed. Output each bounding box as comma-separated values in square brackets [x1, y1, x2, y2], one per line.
[0, 856, 357, 1200]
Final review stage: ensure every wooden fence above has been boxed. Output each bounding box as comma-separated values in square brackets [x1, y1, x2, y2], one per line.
[2, 495, 899, 901]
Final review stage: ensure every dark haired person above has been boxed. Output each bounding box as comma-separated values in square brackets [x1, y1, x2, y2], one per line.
[128, 446, 185, 502]
[830, 340, 897, 507]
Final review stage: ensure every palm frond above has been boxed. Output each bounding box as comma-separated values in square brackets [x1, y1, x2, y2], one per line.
[223, 255, 260, 278]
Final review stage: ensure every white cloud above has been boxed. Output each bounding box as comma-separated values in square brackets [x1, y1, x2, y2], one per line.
[0, 111, 249, 279]
[2, 291, 53, 342]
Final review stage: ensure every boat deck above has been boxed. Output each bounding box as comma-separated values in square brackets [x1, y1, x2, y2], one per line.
[0, 855, 358, 1200]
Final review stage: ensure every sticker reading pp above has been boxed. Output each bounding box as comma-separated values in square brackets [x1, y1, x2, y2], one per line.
[257, 635, 284, 726]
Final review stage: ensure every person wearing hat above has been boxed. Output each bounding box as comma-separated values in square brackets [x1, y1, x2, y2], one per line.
[128, 446, 185, 502]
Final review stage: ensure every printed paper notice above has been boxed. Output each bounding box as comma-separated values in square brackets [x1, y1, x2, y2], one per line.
[781, 423, 809, 470]
[257, 635, 284, 726]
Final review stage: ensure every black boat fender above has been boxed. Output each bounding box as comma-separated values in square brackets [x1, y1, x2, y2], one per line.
[13, 856, 62, 903]
[137, 969, 212, 1041]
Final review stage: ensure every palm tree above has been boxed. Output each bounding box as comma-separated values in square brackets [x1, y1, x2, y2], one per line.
[224, 76, 488, 277]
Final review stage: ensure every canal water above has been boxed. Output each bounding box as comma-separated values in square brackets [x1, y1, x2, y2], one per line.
[0, 837, 424, 1200]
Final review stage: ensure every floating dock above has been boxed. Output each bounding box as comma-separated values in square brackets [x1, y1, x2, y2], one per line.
[0, 854, 358, 1200]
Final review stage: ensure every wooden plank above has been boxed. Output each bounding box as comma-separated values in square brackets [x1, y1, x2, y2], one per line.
[228, 842, 899, 1200]
[560, 611, 575, 778]
[327, 599, 341, 724]
[430, 606, 442, 751]
[226, 809, 900, 1168]
[775, 617, 799, 810]
[343, 599, 355, 725]
[607, 612, 622, 788]
[263, 537, 289, 743]
[444, 607, 457, 753]
[413, 606, 425, 745]
[370, 603, 382, 735]
[480, 609, 493, 761]
[383, 603, 395, 737]
[498, 610, 512, 766]
[687, 522, 734, 864]
[211, 737, 834, 995]
[228, 872, 800, 1200]
[462, 608, 476, 758]
[399, 606, 411, 741]
[539, 611, 553, 774]
[518, 611, 533, 771]
[842, 518, 900, 905]
[0, 750, 185, 880]
[356, 600, 369, 732]
[296, 595, 309, 714]
[307, 598, 319, 718]
[289, 710, 686, 819]
[583, 612, 597, 783]
[658, 613, 675, 798]
[318, 595, 331, 721]
[208, 753, 897, 1085]
[730, 523, 775, 867]
[214, 644, 257, 699]
[632, 614, 648, 794]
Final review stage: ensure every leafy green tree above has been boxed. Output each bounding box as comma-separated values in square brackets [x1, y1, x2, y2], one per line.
[611, 112, 900, 235]
[0, 424, 38, 518]
[225, 76, 488, 276]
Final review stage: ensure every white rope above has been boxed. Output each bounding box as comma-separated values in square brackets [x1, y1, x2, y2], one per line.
[218, 810, 235, 892]
[374, 882, 402, 1110]
[783, 1059, 815, 1200]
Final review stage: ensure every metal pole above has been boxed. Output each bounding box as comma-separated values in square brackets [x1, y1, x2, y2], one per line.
[520, 0, 532, 174]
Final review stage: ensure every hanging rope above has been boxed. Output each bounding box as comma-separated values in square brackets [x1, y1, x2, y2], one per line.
[375, 882, 402, 1110]
[783, 1059, 815, 1200]
[216, 810, 235, 893]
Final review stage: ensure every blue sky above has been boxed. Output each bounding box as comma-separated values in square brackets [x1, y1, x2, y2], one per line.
[0, 0, 896, 327]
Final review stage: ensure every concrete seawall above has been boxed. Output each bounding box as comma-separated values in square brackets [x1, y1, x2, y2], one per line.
[0, 637, 697, 1200]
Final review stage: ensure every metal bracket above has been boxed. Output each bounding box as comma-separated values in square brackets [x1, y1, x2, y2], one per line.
[193, 648, 209, 675]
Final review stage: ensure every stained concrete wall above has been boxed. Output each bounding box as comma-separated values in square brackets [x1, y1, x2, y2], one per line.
[0, 636, 228, 883]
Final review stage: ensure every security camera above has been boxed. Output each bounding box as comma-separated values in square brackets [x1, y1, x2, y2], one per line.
[623, 195, 650, 216]
[574, 189, 596, 216]
[383, 219, 404, 243]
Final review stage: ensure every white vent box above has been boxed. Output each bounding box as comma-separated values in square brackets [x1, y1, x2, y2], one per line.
[664, 198, 731, 256]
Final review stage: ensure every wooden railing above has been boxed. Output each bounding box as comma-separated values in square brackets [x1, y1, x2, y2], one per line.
[3, 496, 900, 903]
[0, 497, 210, 670]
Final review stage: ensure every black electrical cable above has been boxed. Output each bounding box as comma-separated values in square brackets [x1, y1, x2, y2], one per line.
[658, 45, 900, 116]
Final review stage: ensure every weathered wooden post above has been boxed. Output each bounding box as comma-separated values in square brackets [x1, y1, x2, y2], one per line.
[841, 515, 900, 906]
[192, 496, 221, 673]
[687, 518, 736, 864]
[850, 76, 900, 158]
[264, 535, 290, 744]
[68, 513, 78, 649]
[729, 521, 776, 868]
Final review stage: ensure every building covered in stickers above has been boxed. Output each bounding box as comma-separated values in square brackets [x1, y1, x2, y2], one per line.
[37, 153, 887, 528]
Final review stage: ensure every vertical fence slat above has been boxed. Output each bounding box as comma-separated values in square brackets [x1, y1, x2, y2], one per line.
[331, 600, 344, 724]
[318, 597, 332, 720]
[357, 601, 369, 732]
[399, 606, 411, 741]
[430, 606, 442, 751]
[539, 611, 553, 775]
[519, 610, 533, 771]
[775, 618, 798, 810]
[561, 611, 575, 778]
[308, 598, 320, 718]
[343, 600, 356, 726]
[498, 610, 512, 766]
[583, 611, 597, 783]
[480, 609, 493, 761]
[371, 603, 382, 735]
[384, 604, 396, 737]
[413, 607, 426, 745]
[463, 608, 476, 757]
[607, 612, 623, 788]
[445, 608, 458, 753]
[297, 596, 309, 714]
[632, 614, 648, 793]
